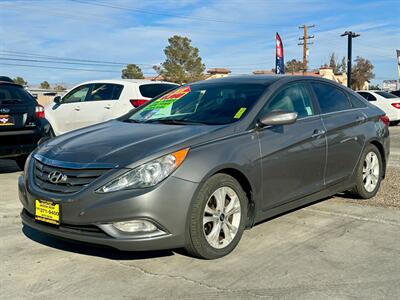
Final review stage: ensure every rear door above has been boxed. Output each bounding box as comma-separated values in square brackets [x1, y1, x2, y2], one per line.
[311, 82, 366, 185]
[258, 81, 327, 210]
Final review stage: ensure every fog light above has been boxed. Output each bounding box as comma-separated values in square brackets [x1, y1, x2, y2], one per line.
[112, 220, 157, 233]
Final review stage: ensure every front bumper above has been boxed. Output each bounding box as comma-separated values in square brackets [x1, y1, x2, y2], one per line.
[18, 170, 200, 251]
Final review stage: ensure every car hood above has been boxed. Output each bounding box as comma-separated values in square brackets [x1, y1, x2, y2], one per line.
[36, 120, 232, 168]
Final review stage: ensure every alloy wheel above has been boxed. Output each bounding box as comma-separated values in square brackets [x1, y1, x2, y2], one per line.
[363, 151, 380, 193]
[203, 186, 241, 249]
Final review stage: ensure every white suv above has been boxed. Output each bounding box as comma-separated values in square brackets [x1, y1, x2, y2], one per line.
[46, 79, 178, 135]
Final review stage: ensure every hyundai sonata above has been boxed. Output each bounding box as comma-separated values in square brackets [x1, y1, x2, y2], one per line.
[19, 76, 390, 259]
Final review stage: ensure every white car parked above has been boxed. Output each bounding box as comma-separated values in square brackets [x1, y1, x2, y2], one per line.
[357, 90, 400, 126]
[46, 79, 178, 135]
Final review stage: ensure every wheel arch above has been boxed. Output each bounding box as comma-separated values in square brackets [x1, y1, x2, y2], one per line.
[212, 167, 256, 228]
[369, 139, 387, 178]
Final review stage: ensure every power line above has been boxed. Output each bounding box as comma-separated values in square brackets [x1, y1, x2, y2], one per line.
[0, 57, 153, 68]
[70, 0, 289, 27]
[0, 50, 274, 69]
[0, 50, 154, 67]
[0, 62, 124, 73]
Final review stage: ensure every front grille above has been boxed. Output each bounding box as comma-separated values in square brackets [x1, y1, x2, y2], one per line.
[33, 159, 108, 194]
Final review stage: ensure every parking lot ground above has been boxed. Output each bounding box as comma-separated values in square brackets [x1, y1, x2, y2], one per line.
[1, 126, 399, 299]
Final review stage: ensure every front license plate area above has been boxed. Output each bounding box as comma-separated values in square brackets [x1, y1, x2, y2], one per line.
[35, 200, 60, 225]
[0, 114, 14, 126]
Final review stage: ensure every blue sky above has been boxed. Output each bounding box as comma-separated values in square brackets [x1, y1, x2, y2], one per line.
[0, 0, 399, 86]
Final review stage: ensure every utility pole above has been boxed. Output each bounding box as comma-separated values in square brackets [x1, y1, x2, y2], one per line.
[341, 31, 360, 88]
[298, 24, 315, 73]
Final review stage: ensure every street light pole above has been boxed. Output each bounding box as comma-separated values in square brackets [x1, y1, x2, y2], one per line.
[341, 31, 360, 88]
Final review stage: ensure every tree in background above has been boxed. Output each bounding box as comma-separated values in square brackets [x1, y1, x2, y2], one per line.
[285, 59, 304, 73]
[40, 81, 50, 89]
[13, 76, 27, 86]
[322, 53, 346, 74]
[161, 35, 205, 84]
[339, 57, 347, 74]
[54, 84, 66, 91]
[121, 64, 144, 79]
[351, 56, 375, 90]
[369, 83, 380, 90]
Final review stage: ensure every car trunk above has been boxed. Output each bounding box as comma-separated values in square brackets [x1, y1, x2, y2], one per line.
[0, 101, 37, 130]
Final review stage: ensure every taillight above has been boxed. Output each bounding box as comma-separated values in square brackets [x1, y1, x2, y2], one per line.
[391, 103, 400, 109]
[35, 105, 45, 119]
[379, 115, 390, 126]
[130, 99, 149, 107]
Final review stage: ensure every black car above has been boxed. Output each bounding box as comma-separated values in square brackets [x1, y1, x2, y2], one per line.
[0, 79, 51, 169]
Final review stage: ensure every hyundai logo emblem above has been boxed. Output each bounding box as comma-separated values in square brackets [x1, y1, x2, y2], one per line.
[0, 108, 10, 113]
[48, 171, 67, 184]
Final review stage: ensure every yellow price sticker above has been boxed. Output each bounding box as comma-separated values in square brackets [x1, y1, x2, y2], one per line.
[234, 107, 247, 119]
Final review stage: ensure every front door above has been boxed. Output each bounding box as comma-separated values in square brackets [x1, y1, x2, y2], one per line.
[51, 84, 91, 134]
[258, 82, 327, 210]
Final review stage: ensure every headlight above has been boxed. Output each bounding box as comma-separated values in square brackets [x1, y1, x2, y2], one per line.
[97, 148, 189, 193]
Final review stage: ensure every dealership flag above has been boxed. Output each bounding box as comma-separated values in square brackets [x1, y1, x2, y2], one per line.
[397, 50, 400, 81]
[275, 33, 285, 74]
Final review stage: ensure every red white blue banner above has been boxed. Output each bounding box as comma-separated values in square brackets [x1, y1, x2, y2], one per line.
[276, 33, 285, 74]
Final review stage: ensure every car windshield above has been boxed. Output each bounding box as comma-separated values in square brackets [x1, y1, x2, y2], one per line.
[128, 82, 268, 125]
[376, 91, 398, 99]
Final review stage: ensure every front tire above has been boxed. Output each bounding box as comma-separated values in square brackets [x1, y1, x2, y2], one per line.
[185, 174, 248, 259]
[350, 144, 383, 199]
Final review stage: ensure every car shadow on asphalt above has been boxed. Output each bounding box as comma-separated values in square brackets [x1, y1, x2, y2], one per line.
[22, 225, 176, 260]
[0, 159, 21, 173]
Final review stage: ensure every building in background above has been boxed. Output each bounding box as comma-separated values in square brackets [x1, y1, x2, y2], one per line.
[382, 80, 398, 91]
[206, 68, 231, 79]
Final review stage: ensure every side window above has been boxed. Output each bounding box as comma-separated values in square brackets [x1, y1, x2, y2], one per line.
[62, 85, 90, 103]
[86, 84, 123, 101]
[311, 82, 351, 113]
[349, 94, 367, 108]
[261, 83, 314, 119]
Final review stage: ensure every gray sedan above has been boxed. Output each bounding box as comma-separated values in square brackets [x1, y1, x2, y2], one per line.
[18, 75, 390, 259]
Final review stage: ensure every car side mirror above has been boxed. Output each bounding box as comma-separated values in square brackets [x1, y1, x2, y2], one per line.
[257, 110, 298, 127]
[53, 96, 61, 104]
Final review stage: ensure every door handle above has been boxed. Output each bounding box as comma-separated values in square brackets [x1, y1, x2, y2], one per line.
[104, 104, 112, 109]
[74, 106, 80, 111]
[312, 129, 326, 138]
[356, 115, 367, 124]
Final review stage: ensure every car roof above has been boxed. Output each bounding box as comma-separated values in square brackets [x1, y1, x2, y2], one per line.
[192, 74, 345, 87]
[0, 76, 14, 83]
[77, 79, 178, 86]
[0, 81, 21, 87]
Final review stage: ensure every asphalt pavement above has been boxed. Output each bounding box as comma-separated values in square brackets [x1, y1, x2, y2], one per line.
[1, 126, 399, 299]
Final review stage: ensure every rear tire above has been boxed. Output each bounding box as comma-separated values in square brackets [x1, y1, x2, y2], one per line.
[390, 121, 400, 126]
[185, 174, 248, 259]
[349, 144, 382, 199]
[15, 155, 28, 171]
